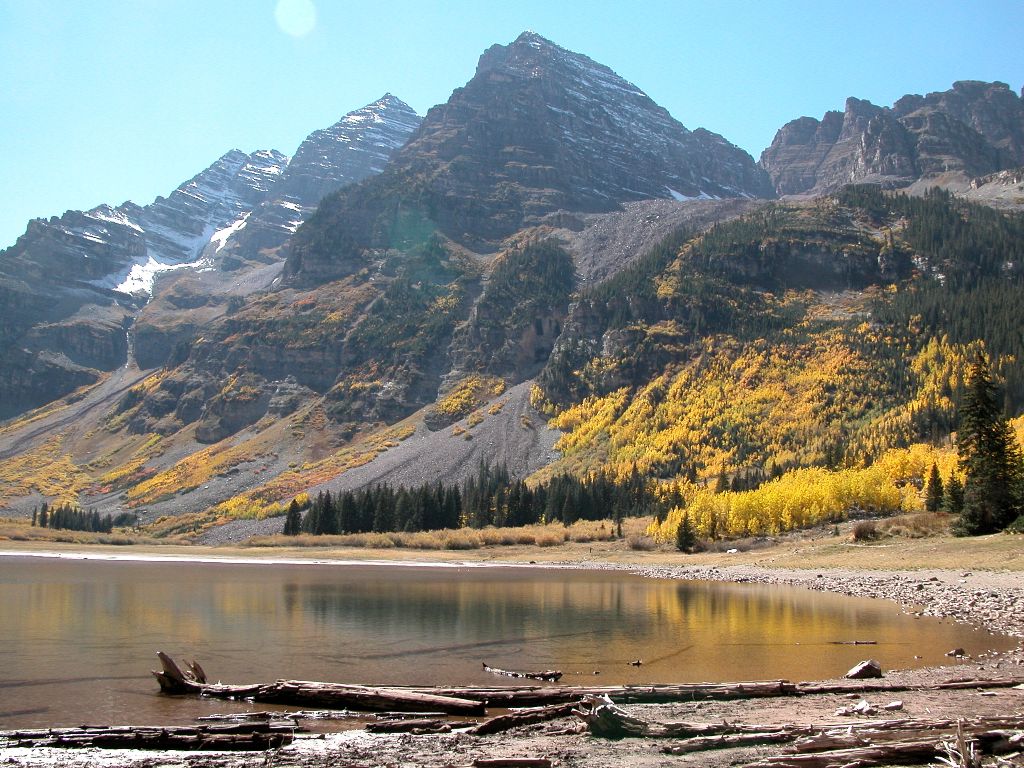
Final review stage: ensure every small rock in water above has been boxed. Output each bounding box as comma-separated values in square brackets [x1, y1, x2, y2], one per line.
[883, 701, 904, 711]
[845, 659, 883, 679]
[945, 648, 966, 658]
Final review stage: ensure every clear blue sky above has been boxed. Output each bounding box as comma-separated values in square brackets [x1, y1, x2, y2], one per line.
[2, 0, 1022, 250]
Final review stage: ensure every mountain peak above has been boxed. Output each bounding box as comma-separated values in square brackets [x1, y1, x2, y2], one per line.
[512, 29, 556, 47]
[371, 92, 416, 113]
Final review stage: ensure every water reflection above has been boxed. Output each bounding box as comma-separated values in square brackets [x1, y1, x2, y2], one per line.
[0, 557, 1011, 729]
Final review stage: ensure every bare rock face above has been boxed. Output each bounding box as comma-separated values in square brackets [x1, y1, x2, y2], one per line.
[284, 31, 772, 285]
[761, 81, 1024, 195]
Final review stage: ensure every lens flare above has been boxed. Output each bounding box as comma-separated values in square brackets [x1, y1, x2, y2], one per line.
[274, 0, 317, 38]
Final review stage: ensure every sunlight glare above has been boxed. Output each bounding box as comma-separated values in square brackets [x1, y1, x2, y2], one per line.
[274, 0, 317, 38]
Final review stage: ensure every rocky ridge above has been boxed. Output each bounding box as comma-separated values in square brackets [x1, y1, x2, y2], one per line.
[761, 81, 1024, 195]
[213, 95, 421, 267]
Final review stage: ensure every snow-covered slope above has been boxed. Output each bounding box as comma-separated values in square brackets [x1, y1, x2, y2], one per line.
[212, 95, 422, 263]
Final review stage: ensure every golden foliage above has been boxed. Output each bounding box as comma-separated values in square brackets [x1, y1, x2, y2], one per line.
[0, 437, 90, 506]
[433, 375, 506, 419]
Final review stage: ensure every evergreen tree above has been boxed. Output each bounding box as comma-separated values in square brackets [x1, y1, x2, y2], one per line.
[925, 462, 944, 512]
[283, 499, 302, 536]
[955, 356, 1023, 535]
[675, 512, 696, 553]
[943, 473, 965, 516]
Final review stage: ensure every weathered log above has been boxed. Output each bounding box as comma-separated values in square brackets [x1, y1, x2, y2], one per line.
[791, 717, 1024, 752]
[365, 718, 454, 734]
[662, 731, 799, 754]
[427, 679, 800, 707]
[256, 681, 486, 715]
[0, 722, 294, 751]
[469, 703, 578, 736]
[154, 654, 484, 715]
[793, 675, 1024, 696]
[828, 640, 877, 645]
[742, 739, 943, 767]
[482, 662, 563, 682]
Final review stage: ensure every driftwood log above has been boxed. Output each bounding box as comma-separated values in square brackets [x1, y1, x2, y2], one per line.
[482, 662, 563, 682]
[154, 652, 485, 715]
[469, 703, 579, 736]
[0, 722, 293, 750]
[365, 718, 454, 734]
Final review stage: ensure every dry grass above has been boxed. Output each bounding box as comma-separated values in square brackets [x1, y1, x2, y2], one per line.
[875, 512, 952, 538]
[627, 535, 660, 551]
[0, 519, 168, 546]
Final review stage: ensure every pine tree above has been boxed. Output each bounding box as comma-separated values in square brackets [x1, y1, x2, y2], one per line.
[955, 356, 1023, 535]
[283, 499, 302, 536]
[925, 462, 944, 512]
[675, 512, 696, 553]
[943, 473, 964, 516]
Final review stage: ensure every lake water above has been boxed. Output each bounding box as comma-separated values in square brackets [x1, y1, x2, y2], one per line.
[0, 554, 1012, 729]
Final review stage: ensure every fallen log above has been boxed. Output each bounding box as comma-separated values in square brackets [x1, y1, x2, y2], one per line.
[742, 739, 944, 767]
[662, 731, 798, 754]
[154, 653, 484, 715]
[425, 679, 800, 707]
[482, 662, 563, 682]
[0, 722, 294, 751]
[365, 718, 453, 734]
[469, 703, 578, 736]
[793, 675, 1024, 696]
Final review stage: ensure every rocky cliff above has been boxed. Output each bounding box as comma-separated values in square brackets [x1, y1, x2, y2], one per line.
[761, 81, 1024, 195]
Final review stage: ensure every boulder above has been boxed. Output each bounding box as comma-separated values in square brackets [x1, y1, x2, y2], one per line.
[845, 659, 883, 679]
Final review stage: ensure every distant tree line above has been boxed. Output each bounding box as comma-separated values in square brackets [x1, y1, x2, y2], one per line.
[31, 503, 137, 534]
[283, 462, 662, 536]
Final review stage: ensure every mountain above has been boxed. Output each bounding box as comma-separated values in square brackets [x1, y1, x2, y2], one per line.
[284, 31, 772, 285]
[761, 81, 1024, 195]
[0, 96, 420, 418]
[2, 34, 1022, 545]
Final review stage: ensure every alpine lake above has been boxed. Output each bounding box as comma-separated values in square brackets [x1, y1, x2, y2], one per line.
[0, 553, 1013, 729]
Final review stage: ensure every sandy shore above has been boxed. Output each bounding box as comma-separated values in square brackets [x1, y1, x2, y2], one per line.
[2, 540, 1023, 767]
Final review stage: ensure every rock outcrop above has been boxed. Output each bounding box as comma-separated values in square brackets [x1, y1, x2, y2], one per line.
[761, 81, 1024, 195]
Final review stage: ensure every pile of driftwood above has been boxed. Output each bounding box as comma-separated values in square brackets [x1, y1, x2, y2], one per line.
[142, 651, 1024, 764]
[575, 695, 1024, 767]
[0, 722, 293, 751]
